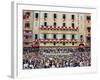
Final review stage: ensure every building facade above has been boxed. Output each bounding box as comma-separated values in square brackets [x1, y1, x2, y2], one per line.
[23, 10, 91, 51]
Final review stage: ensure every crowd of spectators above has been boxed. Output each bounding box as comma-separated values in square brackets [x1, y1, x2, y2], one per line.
[23, 47, 91, 69]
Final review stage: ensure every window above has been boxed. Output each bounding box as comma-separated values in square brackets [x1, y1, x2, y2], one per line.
[72, 23, 74, 28]
[87, 16, 91, 20]
[62, 34, 66, 39]
[80, 35, 83, 38]
[24, 12, 30, 19]
[72, 34, 75, 39]
[25, 36, 29, 39]
[35, 13, 38, 18]
[80, 16, 83, 20]
[63, 42, 65, 45]
[44, 34, 47, 39]
[44, 42, 46, 45]
[63, 23, 66, 26]
[44, 13, 47, 18]
[53, 34, 56, 39]
[25, 12, 30, 16]
[25, 22, 30, 28]
[72, 15, 75, 20]
[53, 42, 56, 45]
[53, 22, 56, 26]
[80, 35, 83, 41]
[44, 22, 47, 26]
[86, 36, 90, 42]
[72, 42, 74, 45]
[62, 14, 66, 19]
[24, 42, 29, 45]
[87, 27, 91, 32]
[35, 34, 38, 39]
[54, 14, 57, 19]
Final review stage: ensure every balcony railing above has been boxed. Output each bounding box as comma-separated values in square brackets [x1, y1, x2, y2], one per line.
[24, 38, 33, 42]
[33, 39, 79, 43]
[24, 32, 32, 36]
[39, 26, 79, 31]
[32, 44, 40, 47]
[23, 43, 32, 47]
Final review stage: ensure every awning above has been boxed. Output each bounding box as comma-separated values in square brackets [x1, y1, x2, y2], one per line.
[79, 43, 85, 48]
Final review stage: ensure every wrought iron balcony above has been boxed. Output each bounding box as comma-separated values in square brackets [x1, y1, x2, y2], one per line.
[33, 39, 79, 43]
[39, 26, 79, 31]
[24, 32, 32, 36]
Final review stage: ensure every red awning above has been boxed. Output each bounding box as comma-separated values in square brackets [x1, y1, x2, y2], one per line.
[79, 44, 85, 48]
[32, 44, 39, 47]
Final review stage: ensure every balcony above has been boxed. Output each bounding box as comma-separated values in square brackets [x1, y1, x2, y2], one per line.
[40, 26, 79, 31]
[33, 39, 79, 43]
[32, 44, 40, 47]
[24, 38, 33, 42]
[32, 39, 79, 47]
[39, 26, 79, 34]
[24, 31, 32, 36]
[23, 42, 32, 47]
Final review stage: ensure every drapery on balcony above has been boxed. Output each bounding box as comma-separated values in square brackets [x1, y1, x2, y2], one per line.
[33, 39, 78, 43]
[39, 26, 78, 31]
[32, 44, 39, 47]
[24, 32, 32, 36]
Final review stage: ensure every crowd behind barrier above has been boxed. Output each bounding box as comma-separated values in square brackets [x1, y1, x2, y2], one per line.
[23, 47, 91, 69]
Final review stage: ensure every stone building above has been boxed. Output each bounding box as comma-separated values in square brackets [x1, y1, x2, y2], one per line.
[23, 10, 91, 52]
